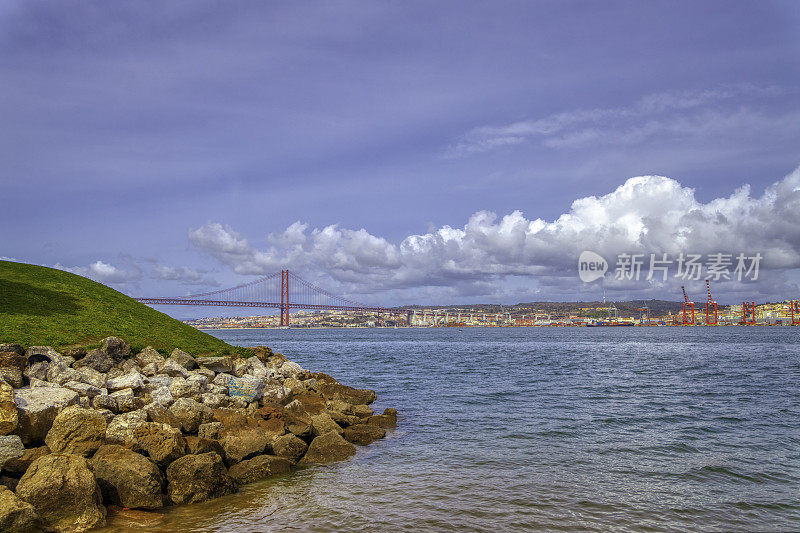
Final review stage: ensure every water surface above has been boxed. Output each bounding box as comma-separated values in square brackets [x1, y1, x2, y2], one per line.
[102, 327, 800, 532]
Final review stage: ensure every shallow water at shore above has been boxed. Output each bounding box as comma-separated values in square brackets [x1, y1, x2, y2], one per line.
[100, 327, 800, 532]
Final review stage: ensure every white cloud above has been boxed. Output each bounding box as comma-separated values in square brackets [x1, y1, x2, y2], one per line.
[190, 166, 800, 302]
[53, 260, 142, 285]
[445, 84, 791, 157]
[152, 265, 218, 286]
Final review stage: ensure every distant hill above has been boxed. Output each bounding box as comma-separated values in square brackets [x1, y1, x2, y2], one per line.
[0, 260, 239, 355]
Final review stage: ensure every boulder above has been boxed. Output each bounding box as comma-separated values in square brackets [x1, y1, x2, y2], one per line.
[368, 408, 398, 428]
[299, 431, 356, 464]
[110, 388, 143, 413]
[169, 349, 197, 370]
[195, 356, 233, 373]
[0, 359, 23, 388]
[44, 406, 106, 456]
[169, 398, 210, 433]
[251, 346, 273, 363]
[0, 485, 41, 532]
[105, 410, 148, 447]
[24, 363, 49, 383]
[231, 358, 249, 378]
[0, 475, 17, 491]
[72, 349, 115, 374]
[0, 436, 25, 469]
[197, 422, 222, 440]
[294, 391, 326, 415]
[247, 357, 269, 379]
[279, 361, 304, 379]
[283, 400, 313, 437]
[24, 347, 59, 364]
[318, 382, 377, 405]
[151, 386, 174, 407]
[132, 423, 187, 467]
[100, 336, 131, 361]
[91, 393, 116, 412]
[328, 410, 360, 428]
[107, 372, 145, 392]
[227, 455, 291, 486]
[311, 412, 343, 436]
[3, 445, 49, 477]
[16, 454, 106, 533]
[169, 377, 201, 401]
[218, 428, 269, 465]
[271, 433, 308, 464]
[212, 373, 234, 387]
[158, 359, 188, 378]
[134, 347, 165, 368]
[75, 368, 106, 389]
[146, 374, 172, 390]
[0, 344, 24, 356]
[13, 387, 79, 445]
[343, 423, 386, 445]
[144, 402, 182, 429]
[185, 436, 225, 456]
[187, 373, 209, 390]
[228, 375, 264, 402]
[0, 381, 18, 435]
[283, 377, 305, 395]
[201, 392, 227, 410]
[45, 364, 81, 386]
[63, 381, 102, 398]
[91, 445, 164, 510]
[165, 452, 235, 505]
[353, 404, 374, 419]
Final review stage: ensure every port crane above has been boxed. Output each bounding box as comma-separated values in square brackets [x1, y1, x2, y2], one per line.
[705, 280, 718, 325]
[681, 286, 696, 325]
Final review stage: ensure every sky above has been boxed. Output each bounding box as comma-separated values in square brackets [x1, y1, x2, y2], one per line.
[1, 1, 800, 317]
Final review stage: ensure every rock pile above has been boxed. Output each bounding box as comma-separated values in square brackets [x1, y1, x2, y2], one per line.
[0, 338, 397, 532]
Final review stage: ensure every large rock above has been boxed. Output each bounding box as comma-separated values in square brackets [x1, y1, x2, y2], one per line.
[311, 412, 343, 436]
[185, 436, 225, 456]
[0, 436, 25, 469]
[169, 377, 202, 401]
[218, 428, 269, 465]
[169, 398, 211, 434]
[13, 387, 79, 444]
[0, 344, 24, 356]
[318, 382, 377, 405]
[107, 372, 144, 392]
[24, 363, 49, 383]
[150, 386, 175, 406]
[169, 349, 197, 370]
[134, 346, 165, 368]
[110, 388, 143, 413]
[132, 422, 187, 466]
[44, 406, 106, 456]
[228, 375, 264, 402]
[0, 485, 41, 532]
[74, 368, 106, 390]
[294, 390, 326, 415]
[3, 445, 49, 476]
[343, 423, 386, 445]
[195, 356, 233, 373]
[283, 399, 313, 437]
[165, 452, 235, 504]
[227, 454, 290, 486]
[91, 444, 164, 510]
[144, 402, 182, 429]
[0, 353, 25, 389]
[271, 433, 308, 464]
[105, 410, 148, 447]
[16, 454, 106, 532]
[72, 349, 115, 374]
[279, 361, 305, 379]
[100, 336, 130, 361]
[158, 359, 189, 378]
[24, 346, 59, 364]
[62, 381, 102, 398]
[299, 432, 356, 464]
[0, 381, 18, 435]
[368, 408, 398, 428]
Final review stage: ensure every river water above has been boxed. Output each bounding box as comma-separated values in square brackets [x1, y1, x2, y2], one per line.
[102, 327, 800, 532]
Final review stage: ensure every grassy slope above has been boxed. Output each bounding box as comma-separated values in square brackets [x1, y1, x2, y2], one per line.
[0, 260, 240, 356]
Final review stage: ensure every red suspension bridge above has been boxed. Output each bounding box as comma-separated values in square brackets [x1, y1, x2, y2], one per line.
[136, 269, 410, 326]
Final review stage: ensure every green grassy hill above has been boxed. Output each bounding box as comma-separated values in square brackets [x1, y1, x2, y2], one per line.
[0, 260, 241, 356]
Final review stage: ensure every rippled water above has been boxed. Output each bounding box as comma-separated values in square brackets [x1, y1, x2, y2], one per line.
[101, 327, 800, 532]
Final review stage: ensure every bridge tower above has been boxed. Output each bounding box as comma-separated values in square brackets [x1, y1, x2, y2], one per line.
[280, 270, 290, 327]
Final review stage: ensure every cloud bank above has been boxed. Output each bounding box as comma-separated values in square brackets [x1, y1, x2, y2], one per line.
[189, 167, 800, 303]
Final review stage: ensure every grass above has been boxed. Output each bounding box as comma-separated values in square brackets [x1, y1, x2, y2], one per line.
[0, 260, 249, 356]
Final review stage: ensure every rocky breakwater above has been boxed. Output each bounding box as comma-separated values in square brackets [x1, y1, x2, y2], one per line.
[0, 338, 397, 532]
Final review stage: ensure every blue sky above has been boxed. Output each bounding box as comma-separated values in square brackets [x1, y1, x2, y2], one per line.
[2, 1, 799, 316]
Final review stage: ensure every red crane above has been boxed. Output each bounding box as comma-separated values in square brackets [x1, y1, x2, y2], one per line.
[790, 300, 800, 326]
[705, 280, 718, 326]
[681, 286, 696, 325]
[741, 301, 756, 325]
